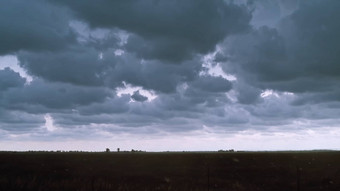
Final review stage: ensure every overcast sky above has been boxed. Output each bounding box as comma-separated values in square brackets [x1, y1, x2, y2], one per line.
[1, 0, 340, 151]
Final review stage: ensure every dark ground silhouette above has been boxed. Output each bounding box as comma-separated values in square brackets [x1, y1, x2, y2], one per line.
[0, 151, 339, 191]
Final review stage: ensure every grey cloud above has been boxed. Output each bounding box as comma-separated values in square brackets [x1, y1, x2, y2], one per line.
[124, 34, 195, 62]
[179, 75, 232, 108]
[2, 0, 340, 138]
[2, 79, 112, 112]
[78, 94, 130, 115]
[152, 88, 229, 117]
[301, 102, 340, 120]
[69, 21, 121, 51]
[248, 0, 299, 28]
[247, 95, 300, 121]
[51, 97, 233, 132]
[190, 75, 232, 93]
[248, 0, 281, 27]
[131, 91, 148, 102]
[19, 46, 202, 93]
[0, 0, 75, 55]
[0, 112, 44, 132]
[18, 47, 117, 87]
[108, 55, 202, 93]
[51, 112, 201, 133]
[0, 110, 43, 125]
[213, 52, 229, 63]
[234, 81, 262, 105]
[223, 0, 340, 101]
[226, 26, 290, 84]
[291, 90, 340, 106]
[50, 0, 251, 61]
[44, 95, 340, 135]
[0, 68, 25, 91]
[279, 0, 340, 78]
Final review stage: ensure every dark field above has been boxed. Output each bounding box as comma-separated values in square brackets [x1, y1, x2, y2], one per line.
[0, 151, 340, 191]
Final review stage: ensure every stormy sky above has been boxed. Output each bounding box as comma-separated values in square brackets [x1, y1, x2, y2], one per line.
[1, 0, 340, 151]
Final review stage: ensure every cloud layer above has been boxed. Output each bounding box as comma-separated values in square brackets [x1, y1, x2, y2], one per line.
[1, 0, 340, 150]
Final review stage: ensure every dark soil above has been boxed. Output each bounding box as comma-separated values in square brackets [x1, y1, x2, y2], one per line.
[0, 151, 339, 191]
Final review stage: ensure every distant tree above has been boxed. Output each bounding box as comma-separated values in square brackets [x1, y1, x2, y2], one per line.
[117, 148, 120, 152]
[106, 148, 110, 153]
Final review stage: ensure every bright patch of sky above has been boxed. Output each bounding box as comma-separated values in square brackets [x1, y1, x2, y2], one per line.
[201, 50, 236, 81]
[2, 126, 340, 151]
[116, 81, 157, 102]
[0, 55, 33, 83]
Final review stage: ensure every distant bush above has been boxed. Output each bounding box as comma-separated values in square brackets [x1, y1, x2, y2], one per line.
[218, 149, 234, 152]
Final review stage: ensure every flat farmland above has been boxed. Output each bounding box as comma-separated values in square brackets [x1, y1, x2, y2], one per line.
[0, 151, 339, 191]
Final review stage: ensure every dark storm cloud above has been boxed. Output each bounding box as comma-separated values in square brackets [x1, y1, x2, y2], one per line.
[0, 110, 44, 132]
[131, 91, 148, 102]
[5, 0, 249, 133]
[78, 94, 130, 115]
[18, 47, 117, 86]
[2, 0, 340, 138]
[1, 80, 112, 112]
[234, 81, 262, 105]
[291, 90, 340, 106]
[0, 0, 75, 55]
[213, 52, 229, 63]
[279, 0, 340, 79]
[246, 95, 300, 121]
[49, 0, 251, 61]
[50, 86, 234, 130]
[1, 0, 250, 122]
[18, 36, 202, 93]
[0, 68, 25, 91]
[190, 75, 232, 93]
[223, 0, 340, 101]
[108, 55, 202, 93]
[226, 26, 290, 84]
[177, 75, 232, 108]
